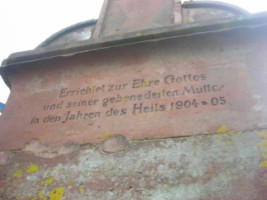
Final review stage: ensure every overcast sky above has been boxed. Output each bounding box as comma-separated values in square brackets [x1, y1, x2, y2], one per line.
[1, 0, 267, 103]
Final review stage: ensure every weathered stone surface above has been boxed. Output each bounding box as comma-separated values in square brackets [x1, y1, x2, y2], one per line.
[101, 135, 129, 153]
[94, 0, 176, 38]
[23, 140, 79, 159]
[0, 4, 266, 199]
[0, 130, 266, 199]
[0, 27, 267, 150]
[0, 152, 9, 165]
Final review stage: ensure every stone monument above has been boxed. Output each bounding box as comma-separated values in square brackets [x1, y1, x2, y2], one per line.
[0, 1, 267, 199]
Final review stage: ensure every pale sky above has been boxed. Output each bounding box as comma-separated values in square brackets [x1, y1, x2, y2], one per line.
[1, 0, 267, 103]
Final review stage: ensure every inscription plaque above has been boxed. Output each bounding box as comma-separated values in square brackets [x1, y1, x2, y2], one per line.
[1, 32, 267, 149]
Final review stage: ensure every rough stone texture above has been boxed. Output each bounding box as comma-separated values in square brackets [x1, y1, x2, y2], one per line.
[23, 140, 79, 159]
[1, 27, 267, 150]
[0, 152, 9, 165]
[94, 0, 177, 38]
[39, 23, 95, 48]
[0, 129, 266, 199]
[101, 135, 129, 153]
[0, 11, 267, 200]
[182, 7, 235, 23]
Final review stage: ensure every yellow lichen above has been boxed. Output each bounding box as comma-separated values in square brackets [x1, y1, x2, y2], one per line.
[79, 188, 85, 193]
[259, 160, 267, 168]
[27, 164, 39, 173]
[237, 132, 241, 137]
[215, 136, 223, 141]
[258, 131, 267, 139]
[226, 132, 233, 137]
[13, 169, 22, 178]
[37, 190, 47, 200]
[122, 97, 128, 102]
[188, 13, 194, 23]
[143, 80, 149, 87]
[194, 138, 200, 143]
[216, 125, 228, 134]
[49, 187, 65, 200]
[45, 177, 55, 185]
[99, 133, 113, 140]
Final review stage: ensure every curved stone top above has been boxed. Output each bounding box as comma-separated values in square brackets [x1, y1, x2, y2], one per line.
[37, 19, 97, 49]
[182, 1, 250, 15]
[1, 1, 266, 70]
[36, 1, 249, 49]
